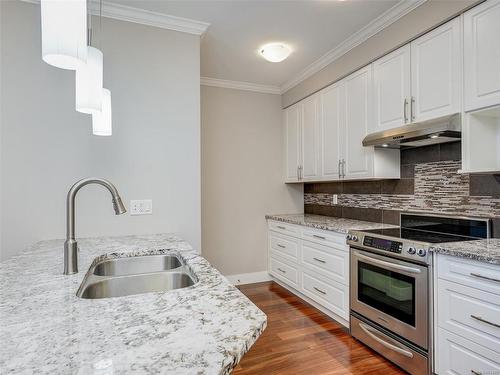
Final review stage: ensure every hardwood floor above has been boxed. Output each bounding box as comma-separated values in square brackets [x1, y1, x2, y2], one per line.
[233, 281, 406, 375]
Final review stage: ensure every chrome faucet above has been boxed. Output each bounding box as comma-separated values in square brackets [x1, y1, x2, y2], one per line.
[64, 178, 126, 275]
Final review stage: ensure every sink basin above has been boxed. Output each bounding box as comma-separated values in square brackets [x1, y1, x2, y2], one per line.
[77, 253, 197, 299]
[93, 254, 182, 276]
[78, 272, 195, 299]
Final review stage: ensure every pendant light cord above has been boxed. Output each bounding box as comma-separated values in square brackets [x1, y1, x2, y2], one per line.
[87, 0, 92, 47]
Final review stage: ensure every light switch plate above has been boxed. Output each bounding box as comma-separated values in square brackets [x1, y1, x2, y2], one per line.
[130, 200, 153, 215]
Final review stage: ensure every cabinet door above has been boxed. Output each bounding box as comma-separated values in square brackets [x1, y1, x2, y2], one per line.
[373, 45, 411, 131]
[320, 83, 343, 180]
[343, 66, 374, 179]
[411, 18, 461, 121]
[301, 94, 321, 180]
[464, 0, 500, 111]
[284, 103, 301, 182]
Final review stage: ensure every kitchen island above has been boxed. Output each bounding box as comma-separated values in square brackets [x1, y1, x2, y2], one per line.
[0, 234, 266, 374]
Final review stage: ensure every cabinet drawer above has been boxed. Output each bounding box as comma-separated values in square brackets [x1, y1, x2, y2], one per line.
[268, 220, 300, 237]
[301, 270, 349, 320]
[301, 227, 348, 249]
[301, 240, 349, 285]
[269, 233, 298, 261]
[437, 328, 500, 375]
[437, 255, 500, 295]
[438, 279, 500, 353]
[270, 257, 298, 287]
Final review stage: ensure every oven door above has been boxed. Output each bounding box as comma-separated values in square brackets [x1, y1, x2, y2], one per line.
[350, 248, 428, 349]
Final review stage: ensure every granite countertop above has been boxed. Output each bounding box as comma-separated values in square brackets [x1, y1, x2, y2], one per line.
[265, 213, 398, 234]
[431, 238, 500, 265]
[0, 234, 267, 375]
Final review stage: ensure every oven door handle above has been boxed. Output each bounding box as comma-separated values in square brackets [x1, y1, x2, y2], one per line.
[358, 322, 414, 358]
[356, 252, 422, 274]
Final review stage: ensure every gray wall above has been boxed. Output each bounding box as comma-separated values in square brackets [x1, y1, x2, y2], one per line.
[282, 0, 479, 108]
[201, 85, 303, 276]
[0, 1, 201, 260]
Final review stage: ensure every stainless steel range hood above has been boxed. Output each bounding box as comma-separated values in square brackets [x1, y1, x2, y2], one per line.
[363, 114, 461, 148]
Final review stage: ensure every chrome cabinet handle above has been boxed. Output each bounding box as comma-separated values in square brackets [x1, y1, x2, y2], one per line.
[356, 252, 422, 274]
[471, 370, 482, 375]
[277, 244, 286, 249]
[470, 315, 500, 328]
[470, 272, 500, 283]
[338, 159, 341, 177]
[313, 234, 326, 240]
[277, 268, 286, 274]
[277, 225, 286, 230]
[411, 96, 415, 121]
[358, 322, 414, 358]
[342, 159, 346, 178]
[313, 257, 326, 264]
[313, 286, 326, 295]
[404, 98, 408, 123]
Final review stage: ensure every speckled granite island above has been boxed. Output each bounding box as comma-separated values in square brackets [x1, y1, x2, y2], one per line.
[0, 234, 266, 375]
[431, 238, 500, 265]
[265, 213, 398, 234]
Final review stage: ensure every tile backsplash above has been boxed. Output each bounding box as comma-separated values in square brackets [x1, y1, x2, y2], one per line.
[304, 142, 500, 231]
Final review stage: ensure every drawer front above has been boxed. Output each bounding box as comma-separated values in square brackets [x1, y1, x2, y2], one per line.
[437, 328, 500, 375]
[437, 254, 500, 295]
[301, 227, 348, 249]
[269, 233, 298, 261]
[301, 240, 349, 285]
[301, 270, 349, 320]
[270, 257, 298, 287]
[438, 279, 500, 353]
[268, 220, 300, 237]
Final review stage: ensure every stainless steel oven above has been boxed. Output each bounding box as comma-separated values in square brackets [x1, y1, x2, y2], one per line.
[350, 248, 428, 349]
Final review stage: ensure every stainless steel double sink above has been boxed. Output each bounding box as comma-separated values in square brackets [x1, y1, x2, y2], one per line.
[77, 253, 197, 299]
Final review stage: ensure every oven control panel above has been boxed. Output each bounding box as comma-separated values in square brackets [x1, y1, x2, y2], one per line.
[363, 236, 403, 254]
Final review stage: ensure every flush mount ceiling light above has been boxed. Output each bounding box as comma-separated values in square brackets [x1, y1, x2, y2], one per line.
[41, 0, 87, 70]
[92, 88, 112, 136]
[259, 43, 292, 63]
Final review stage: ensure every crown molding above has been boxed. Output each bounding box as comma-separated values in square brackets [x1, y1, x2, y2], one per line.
[201, 77, 281, 95]
[19, 0, 210, 36]
[280, 0, 427, 93]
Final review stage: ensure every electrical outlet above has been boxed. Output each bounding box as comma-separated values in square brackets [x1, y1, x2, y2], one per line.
[332, 194, 338, 205]
[130, 200, 153, 215]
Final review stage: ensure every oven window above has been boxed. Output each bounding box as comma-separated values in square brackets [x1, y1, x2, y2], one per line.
[358, 261, 416, 326]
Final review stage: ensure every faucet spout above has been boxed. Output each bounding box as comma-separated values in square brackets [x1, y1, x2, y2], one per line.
[64, 178, 126, 275]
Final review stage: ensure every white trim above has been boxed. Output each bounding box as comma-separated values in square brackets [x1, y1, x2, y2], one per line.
[225, 271, 272, 286]
[280, 0, 427, 93]
[19, 0, 210, 36]
[201, 77, 281, 95]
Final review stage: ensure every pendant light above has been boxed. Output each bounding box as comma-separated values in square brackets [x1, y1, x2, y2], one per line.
[75, 46, 103, 114]
[92, 89, 112, 136]
[41, 0, 87, 70]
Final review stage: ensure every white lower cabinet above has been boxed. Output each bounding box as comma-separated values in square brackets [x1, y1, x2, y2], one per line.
[435, 254, 500, 373]
[267, 220, 350, 326]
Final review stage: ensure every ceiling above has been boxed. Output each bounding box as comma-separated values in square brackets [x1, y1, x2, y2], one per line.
[112, 0, 403, 90]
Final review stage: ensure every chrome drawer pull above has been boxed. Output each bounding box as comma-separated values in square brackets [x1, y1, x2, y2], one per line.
[313, 234, 326, 240]
[470, 272, 500, 283]
[471, 370, 482, 375]
[470, 315, 500, 329]
[313, 257, 326, 264]
[277, 225, 286, 230]
[358, 322, 413, 358]
[277, 268, 286, 274]
[277, 244, 286, 249]
[313, 286, 326, 295]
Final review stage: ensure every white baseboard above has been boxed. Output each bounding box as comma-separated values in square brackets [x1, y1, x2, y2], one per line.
[225, 271, 272, 286]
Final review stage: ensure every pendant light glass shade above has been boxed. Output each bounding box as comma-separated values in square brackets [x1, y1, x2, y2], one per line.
[41, 0, 87, 70]
[92, 89, 112, 136]
[75, 47, 103, 114]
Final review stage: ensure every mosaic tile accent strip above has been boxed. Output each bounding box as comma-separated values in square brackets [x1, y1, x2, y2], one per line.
[304, 161, 500, 218]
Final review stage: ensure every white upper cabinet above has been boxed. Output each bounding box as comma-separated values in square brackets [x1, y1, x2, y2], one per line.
[301, 95, 321, 181]
[284, 103, 301, 182]
[464, 0, 500, 112]
[373, 45, 411, 131]
[343, 66, 374, 179]
[320, 83, 343, 180]
[411, 18, 461, 121]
